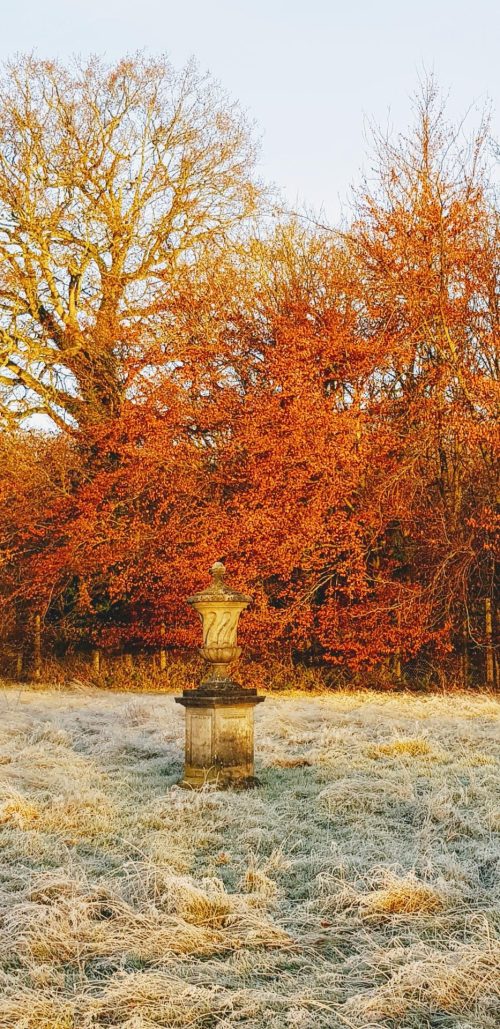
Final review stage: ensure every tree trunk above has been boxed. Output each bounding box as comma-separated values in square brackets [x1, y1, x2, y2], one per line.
[461, 618, 469, 688]
[485, 596, 494, 687]
[495, 607, 499, 690]
[92, 649, 101, 675]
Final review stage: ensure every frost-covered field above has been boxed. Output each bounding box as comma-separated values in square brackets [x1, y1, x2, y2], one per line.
[0, 686, 499, 1029]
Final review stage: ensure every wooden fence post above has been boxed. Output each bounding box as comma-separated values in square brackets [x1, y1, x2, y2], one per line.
[159, 623, 167, 672]
[92, 649, 101, 675]
[33, 613, 41, 681]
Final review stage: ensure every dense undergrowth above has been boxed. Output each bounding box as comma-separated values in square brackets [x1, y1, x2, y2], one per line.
[1, 653, 488, 694]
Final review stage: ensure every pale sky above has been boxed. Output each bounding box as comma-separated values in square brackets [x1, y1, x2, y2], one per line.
[1, 0, 499, 221]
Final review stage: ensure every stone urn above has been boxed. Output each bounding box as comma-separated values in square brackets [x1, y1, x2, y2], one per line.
[175, 562, 264, 787]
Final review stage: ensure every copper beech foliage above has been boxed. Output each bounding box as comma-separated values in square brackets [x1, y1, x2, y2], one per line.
[0, 65, 498, 684]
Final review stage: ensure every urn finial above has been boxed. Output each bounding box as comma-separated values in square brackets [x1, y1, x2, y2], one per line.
[210, 561, 226, 590]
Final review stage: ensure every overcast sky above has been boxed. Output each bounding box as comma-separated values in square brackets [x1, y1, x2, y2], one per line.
[1, 0, 499, 221]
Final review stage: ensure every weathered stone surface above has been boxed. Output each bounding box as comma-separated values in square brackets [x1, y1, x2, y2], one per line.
[176, 689, 264, 787]
[187, 562, 251, 685]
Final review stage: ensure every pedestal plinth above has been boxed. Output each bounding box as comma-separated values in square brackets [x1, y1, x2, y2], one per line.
[175, 687, 265, 788]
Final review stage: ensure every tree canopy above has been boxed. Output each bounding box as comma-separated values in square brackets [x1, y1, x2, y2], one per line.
[0, 54, 261, 429]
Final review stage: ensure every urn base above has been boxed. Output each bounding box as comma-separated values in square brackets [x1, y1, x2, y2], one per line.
[175, 688, 265, 788]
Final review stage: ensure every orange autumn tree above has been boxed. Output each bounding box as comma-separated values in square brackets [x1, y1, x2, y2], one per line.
[347, 83, 499, 682]
[188, 214, 463, 673]
[0, 254, 265, 653]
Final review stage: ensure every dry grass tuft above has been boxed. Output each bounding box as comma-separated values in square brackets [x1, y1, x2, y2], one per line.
[488, 809, 500, 831]
[164, 875, 236, 925]
[271, 755, 312, 768]
[242, 858, 280, 907]
[359, 870, 451, 917]
[345, 941, 500, 1022]
[318, 774, 414, 813]
[0, 789, 40, 827]
[366, 735, 434, 758]
[0, 993, 76, 1029]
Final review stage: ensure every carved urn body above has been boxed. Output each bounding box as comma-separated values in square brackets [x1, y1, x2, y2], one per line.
[175, 562, 264, 788]
[188, 561, 251, 688]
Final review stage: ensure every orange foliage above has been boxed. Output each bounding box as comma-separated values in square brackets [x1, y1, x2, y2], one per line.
[0, 77, 498, 684]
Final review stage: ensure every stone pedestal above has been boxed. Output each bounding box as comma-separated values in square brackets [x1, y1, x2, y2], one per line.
[175, 688, 265, 788]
